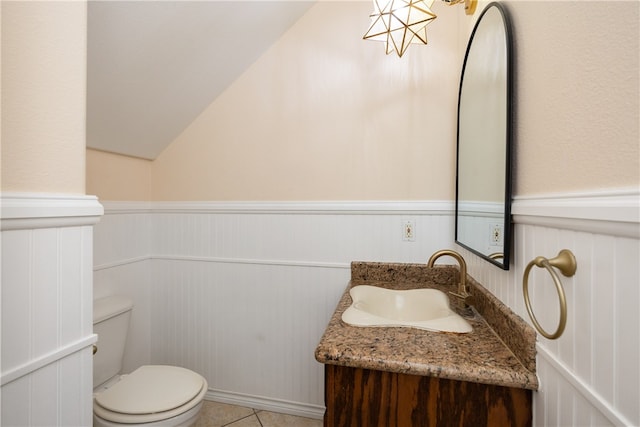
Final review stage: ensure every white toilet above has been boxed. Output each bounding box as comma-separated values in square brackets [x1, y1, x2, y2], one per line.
[93, 296, 208, 427]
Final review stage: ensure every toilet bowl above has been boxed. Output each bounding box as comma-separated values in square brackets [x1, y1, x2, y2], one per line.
[93, 365, 208, 427]
[93, 297, 208, 426]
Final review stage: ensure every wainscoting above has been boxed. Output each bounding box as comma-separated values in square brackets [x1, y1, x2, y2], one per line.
[1, 193, 103, 426]
[93, 201, 454, 418]
[93, 190, 639, 425]
[465, 188, 639, 426]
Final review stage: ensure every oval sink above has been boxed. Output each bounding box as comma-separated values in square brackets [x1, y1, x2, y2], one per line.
[342, 285, 472, 333]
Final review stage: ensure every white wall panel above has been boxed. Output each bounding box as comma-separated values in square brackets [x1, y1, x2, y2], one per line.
[2, 230, 32, 372]
[149, 259, 348, 410]
[1, 194, 101, 426]
[95, 202, 455, 417]
[612, 236, 639, 422]
[1, 347, 94, 426]
[31, 229, 60, 358]
[463, 190, 639, 427]
[150, 210, 453, 266]
[93, 208, 151, 267]
[94, 193, 639, 424]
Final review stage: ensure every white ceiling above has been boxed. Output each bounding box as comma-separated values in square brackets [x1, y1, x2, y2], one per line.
[87, 1, 315, 160]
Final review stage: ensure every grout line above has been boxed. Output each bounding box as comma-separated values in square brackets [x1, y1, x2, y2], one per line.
[221, 412, 259, 427]
[254, 409, 265, 427]
[200, 402, 322, 427]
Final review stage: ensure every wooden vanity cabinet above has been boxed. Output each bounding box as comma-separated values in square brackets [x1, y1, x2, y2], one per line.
[324, 364, 532, 427]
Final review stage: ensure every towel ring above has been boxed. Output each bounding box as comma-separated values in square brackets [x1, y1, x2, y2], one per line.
[523, 249, 576, 339]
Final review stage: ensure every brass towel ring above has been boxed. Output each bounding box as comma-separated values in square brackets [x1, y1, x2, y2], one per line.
[523, 249, 577, 340]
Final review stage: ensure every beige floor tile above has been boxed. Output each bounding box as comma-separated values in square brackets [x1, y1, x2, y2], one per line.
[195, 401, 255, 427]
[256, 411, 324, 427]
[226, 414, 263, 427]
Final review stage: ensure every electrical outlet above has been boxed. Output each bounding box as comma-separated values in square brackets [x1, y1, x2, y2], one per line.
[490, 224, 503, 245]
[403, 220, 415, 242]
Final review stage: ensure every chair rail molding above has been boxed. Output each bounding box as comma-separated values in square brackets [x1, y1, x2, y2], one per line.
[512, 187, 639, 237]
[1, 192, 104, 230]
[101, 200, 454, 215]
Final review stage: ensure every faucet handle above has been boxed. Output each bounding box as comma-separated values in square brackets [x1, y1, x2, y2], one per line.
[449, 290, 472, 302]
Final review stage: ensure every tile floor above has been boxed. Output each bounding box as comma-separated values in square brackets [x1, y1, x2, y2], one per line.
[195, 400, 324, 427]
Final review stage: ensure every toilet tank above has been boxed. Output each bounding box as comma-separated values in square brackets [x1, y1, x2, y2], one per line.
[93, 296, 134, 388]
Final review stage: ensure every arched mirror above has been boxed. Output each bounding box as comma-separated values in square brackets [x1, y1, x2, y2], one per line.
[455, 2, 512, 269]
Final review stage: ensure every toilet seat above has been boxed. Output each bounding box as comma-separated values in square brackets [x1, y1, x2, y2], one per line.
[94, 365, 207, 424]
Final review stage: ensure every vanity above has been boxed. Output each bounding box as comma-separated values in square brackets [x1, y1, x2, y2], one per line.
[315, 262, 538, 427]
[314, 3, 532, 425]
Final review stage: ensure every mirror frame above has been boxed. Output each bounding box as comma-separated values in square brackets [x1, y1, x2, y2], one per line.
[455, 2, 513, 270]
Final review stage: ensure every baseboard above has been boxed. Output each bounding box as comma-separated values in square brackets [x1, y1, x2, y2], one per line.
[205, 389, 325, 420]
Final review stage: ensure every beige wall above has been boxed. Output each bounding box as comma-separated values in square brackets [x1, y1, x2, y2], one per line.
[150, 1, 461, 201]
[86, 149, 152, 201]
[1, 1, 87, 194]
[86, 1, 639, 202]
[504, 0, 639, 196]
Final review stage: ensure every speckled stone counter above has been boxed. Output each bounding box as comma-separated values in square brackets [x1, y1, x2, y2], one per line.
[315, 262, 538, 391]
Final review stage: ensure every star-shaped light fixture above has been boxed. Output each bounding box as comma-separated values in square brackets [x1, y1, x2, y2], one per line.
[363, 0, 437, 58]
[364, 0, 478, 57]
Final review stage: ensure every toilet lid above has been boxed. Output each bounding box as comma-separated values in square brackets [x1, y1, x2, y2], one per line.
[95, 365, 205, 415]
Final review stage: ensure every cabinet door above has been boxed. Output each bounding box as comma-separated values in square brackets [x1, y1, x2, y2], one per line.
[324, 365, 532, 427]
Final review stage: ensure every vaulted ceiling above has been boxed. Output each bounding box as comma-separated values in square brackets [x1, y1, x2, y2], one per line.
[87, 1, 315, 160]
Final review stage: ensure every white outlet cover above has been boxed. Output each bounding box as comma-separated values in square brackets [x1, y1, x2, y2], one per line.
[489, 223, 503, 245]
[403, 220, 415, 241]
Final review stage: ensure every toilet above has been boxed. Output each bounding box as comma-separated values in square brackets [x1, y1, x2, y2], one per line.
[93, 296, 208, 427]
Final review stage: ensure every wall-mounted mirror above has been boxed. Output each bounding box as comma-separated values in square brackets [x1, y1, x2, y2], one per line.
[455, 2, 512, 270]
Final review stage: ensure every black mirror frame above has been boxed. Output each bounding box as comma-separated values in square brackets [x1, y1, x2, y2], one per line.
[455, 2, 513, 270]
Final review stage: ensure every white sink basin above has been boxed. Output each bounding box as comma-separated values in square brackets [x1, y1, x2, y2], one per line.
[341, 285, 472, 333]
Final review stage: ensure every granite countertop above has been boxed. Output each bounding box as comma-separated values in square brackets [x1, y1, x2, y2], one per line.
[315, 262, 539, 391]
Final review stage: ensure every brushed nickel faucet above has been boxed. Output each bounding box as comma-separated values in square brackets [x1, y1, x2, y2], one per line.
[427, 249, 470, 301]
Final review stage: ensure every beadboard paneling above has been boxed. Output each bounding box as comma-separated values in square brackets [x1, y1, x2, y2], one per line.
[94, 202, 456, 418]
[1, 194, 100, 426]
[149, 205, 454, 266]
[93, 210, 151, 268]
[462, 190, 639, 426]
[150, 259, 348, 410]
[93, 193, 639, 424]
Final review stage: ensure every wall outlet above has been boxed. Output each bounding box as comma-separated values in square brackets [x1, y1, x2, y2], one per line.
[490, 224, 503, 245]
[403, 220, 416, 242]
